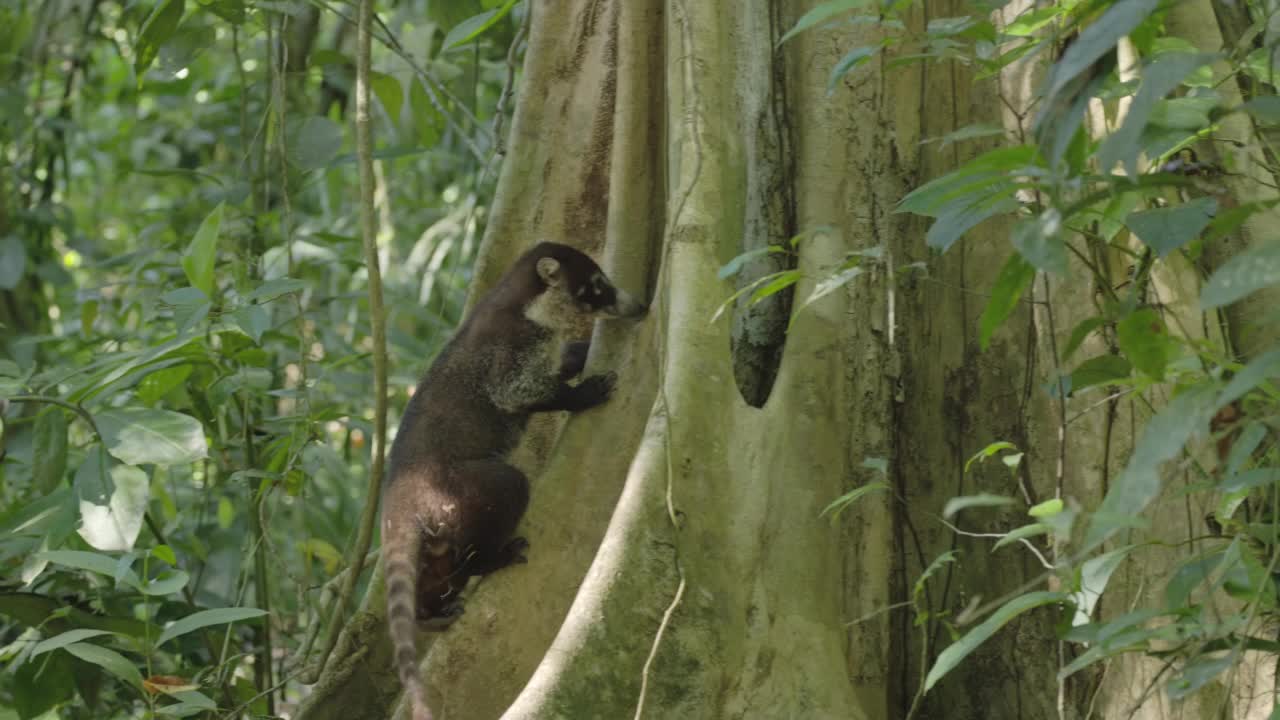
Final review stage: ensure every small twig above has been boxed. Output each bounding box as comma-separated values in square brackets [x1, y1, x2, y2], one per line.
[633, 574, 685, 720]
[7, 395, 101, 438]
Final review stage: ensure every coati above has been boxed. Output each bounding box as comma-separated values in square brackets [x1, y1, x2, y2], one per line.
[382, 241, 646, 720]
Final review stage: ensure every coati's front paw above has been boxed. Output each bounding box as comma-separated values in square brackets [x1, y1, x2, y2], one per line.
[574, 372, 617, 409]
[501, 536, 530, 565]
[419, 601, 465, 631]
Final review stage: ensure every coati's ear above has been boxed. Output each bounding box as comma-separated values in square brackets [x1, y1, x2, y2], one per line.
[536, 257, 562, 287]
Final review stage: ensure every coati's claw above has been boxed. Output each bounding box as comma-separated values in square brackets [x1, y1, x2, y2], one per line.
[577, 372, 616, 407]
[419, 602, 465, 631]
[503, 536, 530, 564]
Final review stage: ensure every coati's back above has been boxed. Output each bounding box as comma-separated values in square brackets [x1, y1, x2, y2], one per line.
[381, 242, 645, 720]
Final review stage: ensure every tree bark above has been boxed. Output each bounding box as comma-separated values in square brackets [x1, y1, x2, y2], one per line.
[296, 1, 1277, 719]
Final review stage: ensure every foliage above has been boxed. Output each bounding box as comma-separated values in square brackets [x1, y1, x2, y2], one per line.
[0, 0, 524, 717]
[781, 0, 1280, 713]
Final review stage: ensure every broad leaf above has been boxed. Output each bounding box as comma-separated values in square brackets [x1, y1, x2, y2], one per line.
[927, 194, 1019, 252]
[288, 117, 344, 171]
[926, 591, 1067, 690]
[979, 254, 1035, 350]
[1071, 546, 1134, 627]
[1086, 386, 1217, 547]
[181, 203, 223, 297]
[1063, 316, 1106, 360]
[1124, 197, 1216, 257]
[1099, 53, 1214, 176]
[97, 408, 208, 466]
[1042, 0, 1159, 109]
[828, 46, 879, 93]
[1200, 241, 1280, 309]
[155, 607, 268, 648]
[63, 642, 143, 689]
[443, 0, 519, 50]
[369, 71, 404, 126]
[779, 0, 870, 45]
[410, 79, 445, 147]
[136, 0, 186, 80]
[1116, 308, 1171, 381]
[943, 493, 1016, 518]
[33, 407, 69, 493]
[32, 629, 118, 657]
[75, 447, 149, 552]
[1070, 354, 1131, 392]
[1012, 209, 1066, 275]
[38, 550, 142, 589]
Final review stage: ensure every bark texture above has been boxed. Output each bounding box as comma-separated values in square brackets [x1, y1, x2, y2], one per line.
[296, 1, 1274, 718]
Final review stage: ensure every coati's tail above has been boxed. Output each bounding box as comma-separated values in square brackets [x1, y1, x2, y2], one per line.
[383, 512, 431, 720]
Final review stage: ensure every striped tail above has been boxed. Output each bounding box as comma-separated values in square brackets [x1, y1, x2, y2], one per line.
[384, 516, 431, 720]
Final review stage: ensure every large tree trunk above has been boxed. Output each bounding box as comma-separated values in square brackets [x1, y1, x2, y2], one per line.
[295, 1, 1277, 719]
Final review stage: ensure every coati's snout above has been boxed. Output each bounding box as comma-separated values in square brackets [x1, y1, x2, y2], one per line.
[531, 244, 647, 324]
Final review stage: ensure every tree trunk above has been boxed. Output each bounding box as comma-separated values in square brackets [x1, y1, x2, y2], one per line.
[296, 1, 1277, 718]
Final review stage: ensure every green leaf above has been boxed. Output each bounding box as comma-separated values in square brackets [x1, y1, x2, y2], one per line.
[979, 254, 1035, 350]
[798, 266, 865, 316]
[1069, 354, 1131, 392]
[1086, 386, 1217, 547]
[1063, 316, 1106, 360]
[1168, 652, 1236, 701]
[155, 607, 268, 648]
[443, 0, 519, 50]
[827, 46, 879, 93]
[964, 441, 1018, 473]
[288, 117, 344, 171]
[1116, 308, 1171, 381]
[943, 493, 1017, 518]
[897, 145, 1037, 217]
[1071, 545, 1134, 626]
[1240, 96, 1280, 125]
[820, 481, 890, 520]
[992, 523, 1049, 550]
[136, 0, 186, 80]
[1200, 241, 1280, 310]
[1042, 0, 1158, 110]
[0, 235, 26, 289]
[33, 407, 69, 493]
[369, 71, 404, 126]
[925, 591, 1067, 690]
[410, 79, 445, 147]
[181, 202, 223, 297]
[1218, 348, 1280, 408]
[923, 124, 1007, 148]
[38, 550, 141, 589]
[32, 629, 119, 657]
[232, 304, 270, 344]
[74, 447, 149, 552]
[152, 545, 178, 565]
[1012, 209, 1067, 275]
[137, 364, 193, 406]
[718, 246, 785, 280]
[97, 408, 208, 466]
[1124, 197, 1216, 258]
[243, 277, 308, 302]
[778, 0, 870, 45]
[749, 269, 802, 304]
[1098, 53, 1214, 176]
[928, 194, 1019, 253]
[142, 570, 190, 596]
[1028, 498, 1064, 518]
[63, 642, 144, 689]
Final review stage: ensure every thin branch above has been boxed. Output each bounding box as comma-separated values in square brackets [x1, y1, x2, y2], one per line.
[307, 0, 387, 683]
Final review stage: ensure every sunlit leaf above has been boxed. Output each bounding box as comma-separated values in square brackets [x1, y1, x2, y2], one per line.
[1071, 545, 1134, 627]
[943, 493, 1017, 518]
[1098, 53, 1213, 176]
[74, 447, 149, 552]
[1012, 209, 1066, 275]
[97, 408, 208, 466]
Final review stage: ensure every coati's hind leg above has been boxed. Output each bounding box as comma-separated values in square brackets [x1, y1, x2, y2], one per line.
[414, 536, 466, 626]
[448, 459, 531, 577]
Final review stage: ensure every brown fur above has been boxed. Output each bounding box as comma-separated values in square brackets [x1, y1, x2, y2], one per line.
[381, 242, 644, 720]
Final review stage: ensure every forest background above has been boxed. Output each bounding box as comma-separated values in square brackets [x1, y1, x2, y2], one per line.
[2, 0, 1280, 719]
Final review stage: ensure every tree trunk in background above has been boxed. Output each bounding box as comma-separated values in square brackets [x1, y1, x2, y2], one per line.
[296, 1, 1275, 718]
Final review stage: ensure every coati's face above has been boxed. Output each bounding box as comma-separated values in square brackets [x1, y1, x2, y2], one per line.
[524, 244, 646, 331]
